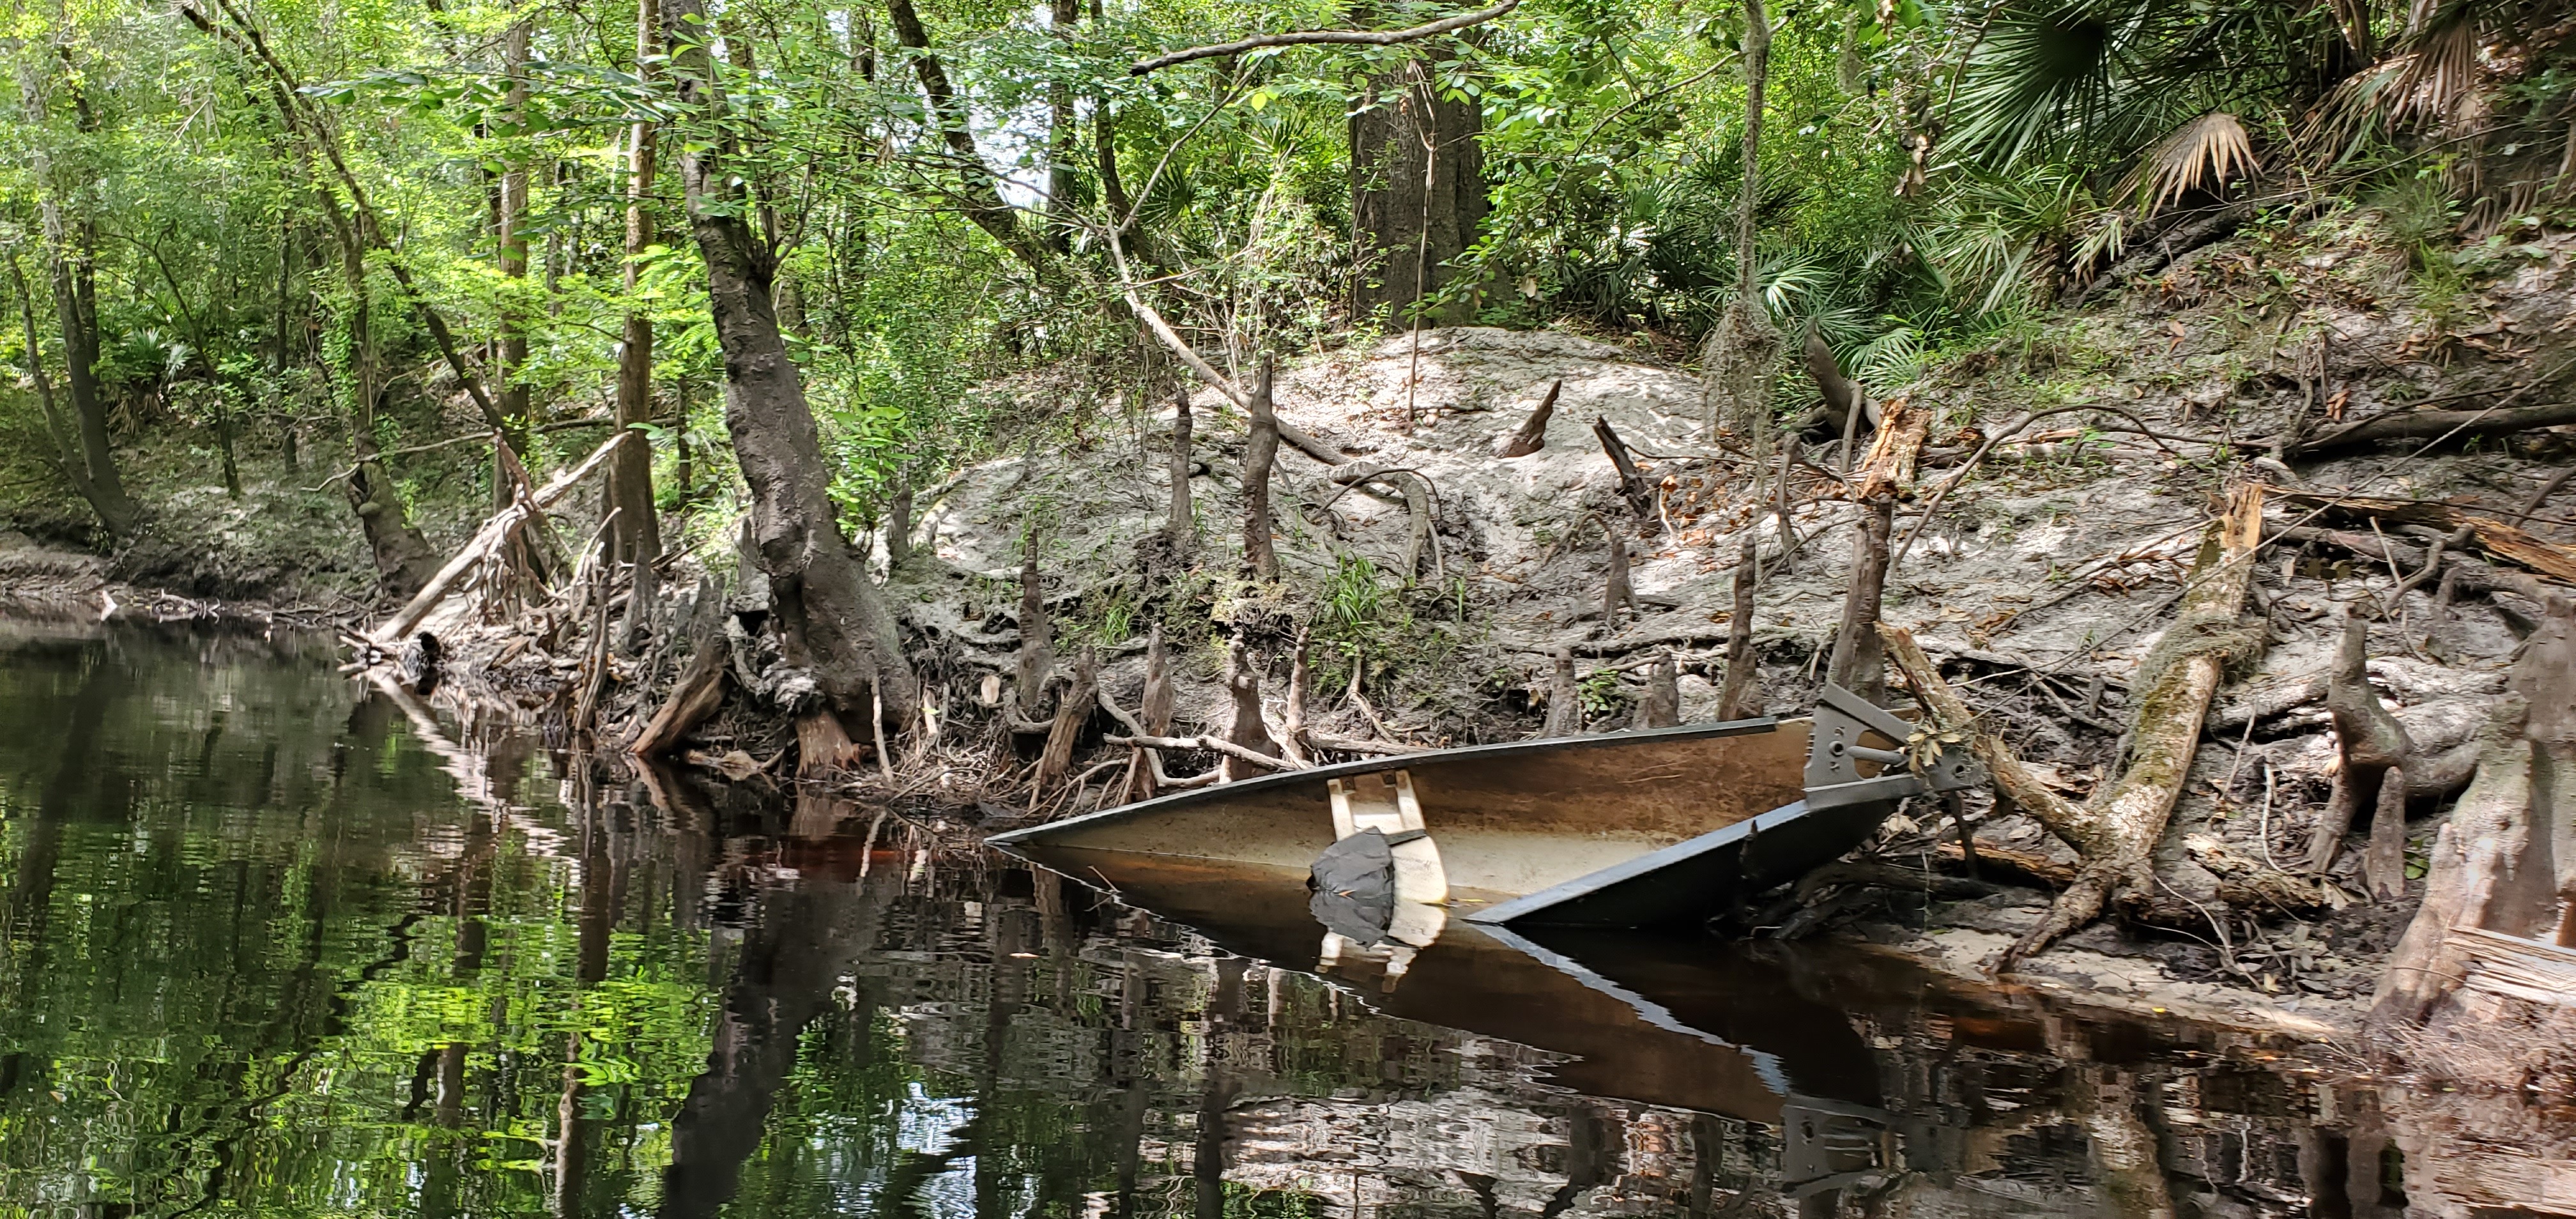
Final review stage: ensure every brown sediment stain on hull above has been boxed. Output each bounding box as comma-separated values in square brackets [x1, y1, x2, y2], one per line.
[997, 719, 1815, 900]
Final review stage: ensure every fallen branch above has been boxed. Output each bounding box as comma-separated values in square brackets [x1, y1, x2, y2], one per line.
[1131, 0, 1519, 74]
[367, 434, 625, 646]
[2287, 397, 2576, 456]
[1106, 732, 1305, 772]
[2267, 487, 2576, 586]
[1888, 484, 2266, 972]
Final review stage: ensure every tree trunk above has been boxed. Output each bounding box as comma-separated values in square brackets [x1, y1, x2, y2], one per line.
[321, 190, 440, 599]
[1825, 496, 1892, 701]
[664, 0, 917, 735]
[6, 253, 112, 522]
[1242, 356, 1280, 581]
[24, 69, 139, 535]
[1717, 536, 1760, 719]
[608, 0, 664, 567]
[1348, 24, 1485, 322]
[1167, 389, 1193, 548]
[497, 18, 533, 446]
[1698, 0, 1776, 441]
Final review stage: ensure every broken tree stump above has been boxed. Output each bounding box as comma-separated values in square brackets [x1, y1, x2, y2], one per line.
[1634, 652, 1680, 730]
[2306, 608, 2415, 873]
[1496, 380, 1561, 458]
[1716, 536, 1761, 720]
[1015, 533, 1054, 721]
[632, 579, 726, 758]
[1825, 496, 1893, 702]
[1542, 647, 1582, 737]
[1591, 513, 1637, 625]
[1221, 635, 1282, 781]
[1032, 648, 1101, 809]
[1591, 416, 1657, 523]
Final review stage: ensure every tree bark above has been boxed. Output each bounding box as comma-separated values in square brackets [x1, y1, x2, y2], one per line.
[1166, 390, 1193, 549]
[1496, 379, 1560, 458]
[1221, 636, 1282, 781]
[1825, 496, 1892, 700]
[2370, 700, 2539, 1033]
[1716, 535, 1761, 719]
[608, 0, 664, 566]
[1348, 24, 1485, 322]
[317, 187, 440, 599]
[2308, 608, 2415, 872]
[663, 0, 917, 734]
[1542, 646, 1581, 737]
[1242, 356, 1281, 581]
[22, 64, 139, 536]
[1016, 533, 1055, 719]
[1634, 652, 1680, 730]
[497, 18, 533, 443]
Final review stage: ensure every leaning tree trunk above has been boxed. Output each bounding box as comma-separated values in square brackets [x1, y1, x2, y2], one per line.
[663, 0, 917, 737]
[23, 63, 139, 536]
[607, 0, 663, 567]
[1348, 19, 1486, 323]
[319, 193, 440, 599]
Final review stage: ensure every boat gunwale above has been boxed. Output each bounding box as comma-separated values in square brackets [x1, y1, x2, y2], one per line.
[985, 714, 1791, 852]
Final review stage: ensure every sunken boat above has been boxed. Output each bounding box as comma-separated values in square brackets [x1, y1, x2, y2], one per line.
[990, 685, 1983, 931]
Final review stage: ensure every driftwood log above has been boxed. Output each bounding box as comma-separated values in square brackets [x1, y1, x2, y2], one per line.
[370, 432, 625, 645]
[1887, 484, 2267, 970]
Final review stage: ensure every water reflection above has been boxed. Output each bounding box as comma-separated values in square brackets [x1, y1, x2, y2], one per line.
[0, 618, 2560, 1216]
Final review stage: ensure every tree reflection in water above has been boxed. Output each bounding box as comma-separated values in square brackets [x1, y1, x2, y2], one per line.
[0, 618, 2563, 1217]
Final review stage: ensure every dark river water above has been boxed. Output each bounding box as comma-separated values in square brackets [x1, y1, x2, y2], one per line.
[0, 618, 2552, 1216]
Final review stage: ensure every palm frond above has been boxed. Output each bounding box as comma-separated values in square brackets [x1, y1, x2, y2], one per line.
[2128, 111, 2258, 213]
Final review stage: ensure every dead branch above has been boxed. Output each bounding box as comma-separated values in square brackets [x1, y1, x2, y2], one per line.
[1825, 496, 1893, 700]
[2287, 399, 2576, 456]
[1131, 0, 1520, 74]
[1108, 732, 1303, 772]
[1590, 416, 1657, 523]
[369, 433, 625, 646]
[1496, 379, 1561, 458]
[2268, 487, 2576, 586]
[1887, 487, 2265, 972]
